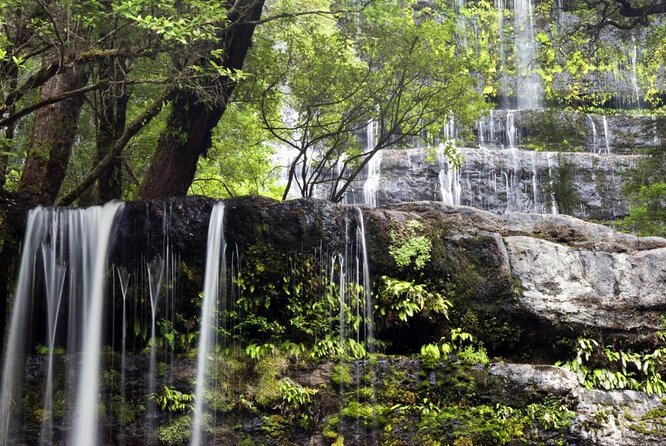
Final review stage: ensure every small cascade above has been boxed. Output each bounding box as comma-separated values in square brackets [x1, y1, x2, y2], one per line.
[602, 116, 611, 155]
[438, 145, 462, 206]
[70, 202, 125, 446]
[354, 208, 373, 353]
[39, 213, 68, 446]
[630, 36, 640, 108]
[478, 118, 486, 148]
[530, 151, 540, 212]
[546, 153, 559, 215]
[363, 121, 381, 207]
[506, 111, 517, 149]
[513, 0, 542, 109]
[587, 114, 598, 153]
[495, 0, 509, 107]
[146, 256, 164, 432]
[0, 210, 46, 444]
[191, 202, 226, 446]
[116, 266, 131, 442]
[653, 116, 661, 146]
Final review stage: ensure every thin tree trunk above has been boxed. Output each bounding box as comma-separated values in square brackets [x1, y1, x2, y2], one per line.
[138, 0, 264, 199]
[18, 66, 88, 203]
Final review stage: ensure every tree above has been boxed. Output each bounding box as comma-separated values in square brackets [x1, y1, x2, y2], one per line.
[252, 0, 487, 201]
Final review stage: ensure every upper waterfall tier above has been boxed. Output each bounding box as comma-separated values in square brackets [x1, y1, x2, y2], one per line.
[335, 147, 638, 221]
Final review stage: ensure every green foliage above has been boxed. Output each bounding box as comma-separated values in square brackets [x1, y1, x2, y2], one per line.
[559, 338, 666, 396]
[388, 220, 432, 270]
[248, 0, 487, 200]
[377, 276, 451, 325]
[190, 102, 283, 199]
[151, 385, 194, 413]
[621, 183, 666, 237]
[278, 377, 318, 409]
[419, 329, 481, 368]
[331, 363, 353, 387]
[156, 414, 192, 446]
[543, 154, 581, 215]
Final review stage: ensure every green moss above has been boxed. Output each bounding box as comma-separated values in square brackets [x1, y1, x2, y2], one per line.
[340, 401, 390, 427]
[253, 353, 287, 407]
[388, 219, 432, 270]
[331, 363, 352, 387]
[156, 415, 192, 445]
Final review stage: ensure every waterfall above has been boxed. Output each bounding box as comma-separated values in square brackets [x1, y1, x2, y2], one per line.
[602, 116, 611, 155]
[630, 36, 640, 108]
[546, 153, 559, 215]
[38, 211, 67, 446]
[495, 0, 508, 107]
[506, 111, 516, 149]
[191, 202, 226, 446]
[354, 208, 373, 353]
[116, 266, 131, 443]
[587, 114, 598, 153]
[513, 0, 542, 109]
[70, 202, 125, 446]
[439, 145, 462, 206]
[0, 210, 46, 444]
[363, 121, 381, 207]
[146, 256, 164, 433]
[531, 151, 539, 212]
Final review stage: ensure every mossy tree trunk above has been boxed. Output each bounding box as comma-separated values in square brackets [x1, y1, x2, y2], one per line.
[138, 0, 265, 199]
[18, 66, 89, 204]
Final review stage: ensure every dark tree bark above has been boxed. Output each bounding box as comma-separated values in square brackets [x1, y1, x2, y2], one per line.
[138, 0, 265, 199]
[95, 59, 130, 202]
[18, 66, 89, 203]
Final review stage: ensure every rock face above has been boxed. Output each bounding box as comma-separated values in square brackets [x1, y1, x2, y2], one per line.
[363, 147, 636, 220]
[4, 197, 666, 445]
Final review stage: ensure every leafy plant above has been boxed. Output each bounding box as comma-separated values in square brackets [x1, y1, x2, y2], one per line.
[152, 386, 194, 413]
[388, 220, 432, 270]
[377, 276, 451, 325]
[558, 338, 666, 396]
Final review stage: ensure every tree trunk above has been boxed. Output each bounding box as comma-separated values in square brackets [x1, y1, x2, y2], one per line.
[18, 66, 88, 203]
[138, 0, 265, 199]
[95, 59, 129, 203]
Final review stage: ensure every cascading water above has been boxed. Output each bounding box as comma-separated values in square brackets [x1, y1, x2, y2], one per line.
[363, 121, 381, 207]
[70, 202, 125, 446]
[546, 153, 559, 215]
[439, 144, 462, 206]
[630, 36, 640, 108]
[191, 202, 226, 446]
[513, 0, 542, 109]
[506, 111, 517, 149]
[146, 256, 164, 433]
[1, 210, 46, 444]
[39, 212, 67, 446]
[602, 116, 611, 154]
[587, 114, 598, 153]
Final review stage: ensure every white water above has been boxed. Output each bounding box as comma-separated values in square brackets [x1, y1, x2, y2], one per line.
[514, 0, 542, 109]
[546, 153, 559, 215]
[630, 36, 640, 108]
[506, 111, 516, 149]
[0, 210, 45, 444]
[116, 266, 131, 441]
[439, 145, 462, 206]
[70, 202, 124, 446]
[354, 208, 373, 353]
[146, 256, 164, 430]
[39, 212, 67, 446]
[363, 121, 381, 207]
[602, 116, 611, 155]
[587, 114, 598, 153]
[191, 202, 226, 446]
